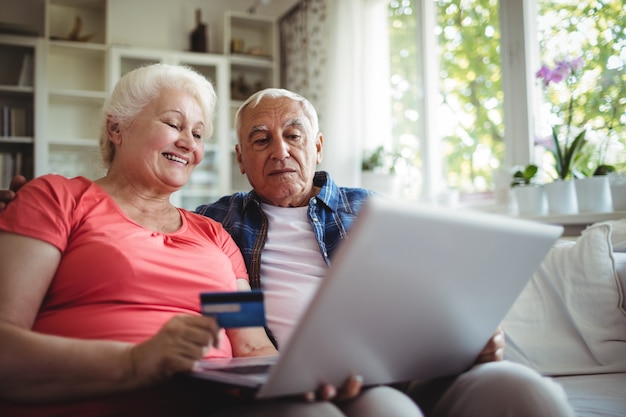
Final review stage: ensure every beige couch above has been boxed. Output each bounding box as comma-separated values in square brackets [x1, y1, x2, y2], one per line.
[503, 220, 626, 416]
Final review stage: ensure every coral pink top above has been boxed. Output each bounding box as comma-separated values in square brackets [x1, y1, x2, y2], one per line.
[0, 175, 248, 416]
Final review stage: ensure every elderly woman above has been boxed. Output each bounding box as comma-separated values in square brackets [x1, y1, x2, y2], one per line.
[0, 64, 275, 417]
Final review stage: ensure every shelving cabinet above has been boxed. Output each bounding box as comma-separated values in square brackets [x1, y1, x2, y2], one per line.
[0, 34, 42, 187]
[1, 3, 281, 203]
[223, 11, 279, 192]
[43, 0, 109, 179]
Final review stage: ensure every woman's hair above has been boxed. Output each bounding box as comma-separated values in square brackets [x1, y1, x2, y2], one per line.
[234, 88, 319, 141]
[99, 63, 217, 168]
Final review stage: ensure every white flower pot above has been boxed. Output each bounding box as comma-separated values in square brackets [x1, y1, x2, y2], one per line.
[361, 171, 400, 198]
[544, 180, 578, 215]
[512, 185, 547, 216]
[575, 176, 613, 213]
[608, 172, 626, 211]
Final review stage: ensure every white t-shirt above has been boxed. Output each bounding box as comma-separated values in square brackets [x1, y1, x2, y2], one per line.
[260, 203, 328, 347]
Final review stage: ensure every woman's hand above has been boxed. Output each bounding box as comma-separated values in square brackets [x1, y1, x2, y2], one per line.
[303, 374, 364, 402]
[475, 324, 505, 364]
[127, 314, 221, 386]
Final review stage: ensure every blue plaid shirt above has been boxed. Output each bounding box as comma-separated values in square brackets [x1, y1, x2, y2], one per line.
[194, 171, 374, 289]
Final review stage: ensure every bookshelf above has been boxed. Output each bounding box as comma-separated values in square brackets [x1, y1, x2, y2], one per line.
[0, 34, 41, 187]
[224, 11, 278, 193]
[0, 4, 282, 200]
[42, 0, 109, 179]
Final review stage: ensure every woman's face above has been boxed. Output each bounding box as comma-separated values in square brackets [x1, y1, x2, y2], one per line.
[112, 88, 205, 192]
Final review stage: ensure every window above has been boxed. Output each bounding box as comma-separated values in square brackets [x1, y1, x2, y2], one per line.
[387, 0, 625, 203]
[535, 0, 626, 180]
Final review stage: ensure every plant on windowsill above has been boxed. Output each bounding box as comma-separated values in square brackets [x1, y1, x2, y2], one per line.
[361, 145, 401, 174]
[534, 56, 590, 215]
[511, 164, 539, 187]
[535, 56, 587, 182]
[361, 145, 402, 197]
[510, 164, 547, 216]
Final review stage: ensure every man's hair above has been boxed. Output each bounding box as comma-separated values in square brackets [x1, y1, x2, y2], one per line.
[234, 88, 319, 141]
[99, 63, 217, 167]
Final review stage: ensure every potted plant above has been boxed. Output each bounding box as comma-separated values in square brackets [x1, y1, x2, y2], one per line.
[510, 164, 547, 216]
[535, 57, 588, 214]
[361, 145, 401, 197]
[511, 164, 539, 187]
[573, 140, 616, 213]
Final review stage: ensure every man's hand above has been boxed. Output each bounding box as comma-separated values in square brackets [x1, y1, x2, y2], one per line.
[475, 324, 505, 364]
[0, 175, 27, 211]
[303, 374, 364, 402]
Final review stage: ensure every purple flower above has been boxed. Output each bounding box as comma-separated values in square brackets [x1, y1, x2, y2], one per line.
[535, 56, 583, 86]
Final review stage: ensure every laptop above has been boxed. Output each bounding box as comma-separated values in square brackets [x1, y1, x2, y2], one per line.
[188, 196, 563, 399]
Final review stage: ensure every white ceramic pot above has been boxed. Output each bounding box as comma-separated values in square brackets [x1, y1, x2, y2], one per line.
[575, 176, 613, 213]
[512, 185, 547, 216]
[360, 171, 400, 198]
[544, 180, 578, 215]
[608, 172, 626, 211]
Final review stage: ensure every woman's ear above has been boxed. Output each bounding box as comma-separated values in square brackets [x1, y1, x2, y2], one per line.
[107, 119, 121, 144]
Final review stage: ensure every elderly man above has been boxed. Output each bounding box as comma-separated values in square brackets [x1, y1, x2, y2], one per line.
[1, 88, 573, 417]
[194, 88, 574, 417]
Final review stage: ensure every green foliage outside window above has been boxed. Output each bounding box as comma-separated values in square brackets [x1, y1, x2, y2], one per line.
[388, 0, 625, 197]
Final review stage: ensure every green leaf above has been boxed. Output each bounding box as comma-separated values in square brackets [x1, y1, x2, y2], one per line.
[561, 130, 586, 180]
[593, 164, 616, 176]
[551, 126, 565, 179]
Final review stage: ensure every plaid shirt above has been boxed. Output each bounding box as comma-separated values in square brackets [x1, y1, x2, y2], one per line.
[194, 171, 374, 289]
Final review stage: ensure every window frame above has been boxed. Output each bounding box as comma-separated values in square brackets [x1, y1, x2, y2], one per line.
[413, 0, 540, 203]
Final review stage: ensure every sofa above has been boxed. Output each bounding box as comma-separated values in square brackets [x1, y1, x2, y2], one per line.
[503, 219, 626, 416]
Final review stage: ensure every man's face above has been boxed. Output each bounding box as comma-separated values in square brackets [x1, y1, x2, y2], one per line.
[236, 97, 323, 207]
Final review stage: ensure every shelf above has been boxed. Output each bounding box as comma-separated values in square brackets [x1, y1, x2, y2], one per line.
[0, 136, 34, 144]
[48, 89, 107, 100]
[0, 85, 34, 94]
[0, 35, 38, 181]
[48, 138, 99, 147]
[519, 211, 626, 225]
[230, 54, 275, 68]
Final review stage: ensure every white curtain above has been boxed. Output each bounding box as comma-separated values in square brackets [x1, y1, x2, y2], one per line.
[280, 0, 391, 187]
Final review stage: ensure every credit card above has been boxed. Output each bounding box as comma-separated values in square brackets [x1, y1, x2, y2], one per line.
[200, 290, 266, 328]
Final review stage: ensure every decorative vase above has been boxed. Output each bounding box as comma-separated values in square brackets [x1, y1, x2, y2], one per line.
[190, 9, 208, 52]
[544, 180, 578, 215]
[608, 172, 626, 211]
[575, 176, 613, 213]
[512, 185, 547, 216]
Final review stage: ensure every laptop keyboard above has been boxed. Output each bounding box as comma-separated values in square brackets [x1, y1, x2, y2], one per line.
[215, 364, 272, 375]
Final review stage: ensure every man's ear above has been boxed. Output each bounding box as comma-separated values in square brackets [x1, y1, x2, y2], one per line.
[316, 132, 324, 164]
[235, 144, 245, 174]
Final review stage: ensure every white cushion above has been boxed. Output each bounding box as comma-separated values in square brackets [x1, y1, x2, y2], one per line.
[503, 222, 626, 375]
[597, 218, 626, 252]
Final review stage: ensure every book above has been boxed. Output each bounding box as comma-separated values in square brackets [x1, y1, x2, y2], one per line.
[1, 105, 9, 137]
[10, 107, 26, 137]
[17, 53, 34, 87]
